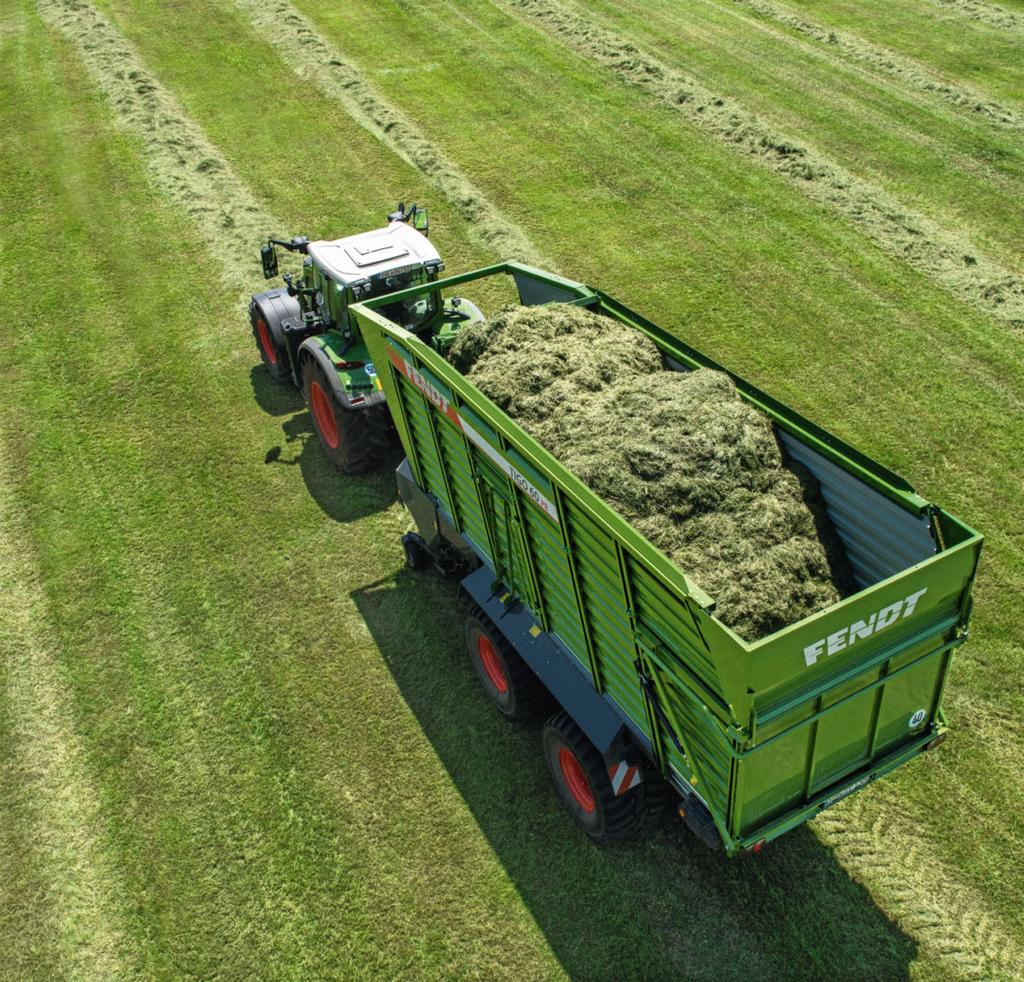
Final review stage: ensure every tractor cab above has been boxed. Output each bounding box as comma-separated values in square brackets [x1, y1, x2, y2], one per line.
[249, 203, 484, 474]
[257, 204, 452, 345]
[306, 217, 445, 338]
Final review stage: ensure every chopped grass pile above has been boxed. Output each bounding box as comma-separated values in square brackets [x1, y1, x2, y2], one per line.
[450, 303, 854, 640]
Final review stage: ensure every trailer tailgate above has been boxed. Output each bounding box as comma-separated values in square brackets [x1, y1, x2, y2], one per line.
[732, 532, 980, 839]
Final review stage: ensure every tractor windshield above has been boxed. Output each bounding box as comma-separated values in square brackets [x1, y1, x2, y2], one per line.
[374, 268, 439, 332]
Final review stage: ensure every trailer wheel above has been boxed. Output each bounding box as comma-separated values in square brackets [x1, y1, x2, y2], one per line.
[639, 767, 678, 829]
[302, 360, 392, 474]
[466, 607, 549, 722]
[543, 711, 644, 842]
[402, 532, 432, 571]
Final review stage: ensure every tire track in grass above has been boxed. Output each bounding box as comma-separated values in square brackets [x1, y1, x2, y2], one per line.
[814, 787, 1024, 980]
[720, 0, 1024, 131]
[36, 0, 281, 299]
[500, 0, 1024, 328]
[924, 0, 1024, 33]
[0, 442, 139, 981]
[232, 0, 545, 267]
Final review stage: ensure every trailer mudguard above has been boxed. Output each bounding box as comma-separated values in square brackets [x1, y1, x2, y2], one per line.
[461, 565, 625, 754]
[297, 336, 387, 410]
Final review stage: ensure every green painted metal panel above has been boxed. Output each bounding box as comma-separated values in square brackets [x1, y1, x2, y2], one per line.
[352, 263, 982, 854]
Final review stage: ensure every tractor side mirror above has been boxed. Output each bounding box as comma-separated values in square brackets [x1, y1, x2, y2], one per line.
[261, 243, 279, 280]
[413, 208, 429, 235]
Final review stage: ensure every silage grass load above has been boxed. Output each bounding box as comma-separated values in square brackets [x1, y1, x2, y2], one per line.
[449, 304, 854, 641]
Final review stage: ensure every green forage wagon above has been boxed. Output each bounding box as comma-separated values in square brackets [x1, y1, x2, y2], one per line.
[250, 207, 982, 855]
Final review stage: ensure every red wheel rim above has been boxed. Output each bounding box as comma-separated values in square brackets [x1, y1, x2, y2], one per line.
[309, 381, 340, 449]
[477, 635, 508, 694]
[256, 318, 277, 365]
[558, 747, 595, 813]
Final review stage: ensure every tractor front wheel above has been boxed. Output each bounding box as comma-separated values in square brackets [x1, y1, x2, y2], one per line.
[542, 711, 645, 843]
[302, 360, 392, 474]
[250, 303, 292, 382]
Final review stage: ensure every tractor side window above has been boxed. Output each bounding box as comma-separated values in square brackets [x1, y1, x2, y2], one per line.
[333, 281, 349, 331]
[376, 271, 437, 331]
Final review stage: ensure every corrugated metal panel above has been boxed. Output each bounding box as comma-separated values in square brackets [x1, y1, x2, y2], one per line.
[778, 433, 935, 589]
[523, 506, 589, 670]
[400, 383, 451, 514]
[566, 506, 650, 731]
[628, 560, 721, 694]
[665, 690, 731, 815]
[436, 421, 489, 548]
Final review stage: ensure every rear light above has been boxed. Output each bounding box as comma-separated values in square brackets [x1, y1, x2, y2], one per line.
[741, 839, 765, 858]
[332, 360, 365, 370]
[925, 733, 947, 752]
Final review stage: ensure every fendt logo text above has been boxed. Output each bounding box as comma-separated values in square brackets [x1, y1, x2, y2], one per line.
[406, 362, 450, 416]
[803, 588, 927, 667]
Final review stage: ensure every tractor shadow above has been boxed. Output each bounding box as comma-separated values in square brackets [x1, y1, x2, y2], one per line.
[249, 365, 304, 418]
[250, 365, 401, 524]
[351, 569, 917, 981]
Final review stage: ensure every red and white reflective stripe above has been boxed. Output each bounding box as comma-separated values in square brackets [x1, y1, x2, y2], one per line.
[608, 760, 642, 796]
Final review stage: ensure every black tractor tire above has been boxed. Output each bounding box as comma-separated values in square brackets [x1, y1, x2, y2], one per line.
[402, 532, 433, 571]
[302, 359, 392, 474]
[465, 606, 550, 722]
[543, 711, 645, 843]
[250, 295, 295, 382]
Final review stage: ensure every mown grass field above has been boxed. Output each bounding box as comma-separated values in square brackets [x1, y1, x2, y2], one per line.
[1, 0, 1022, 978]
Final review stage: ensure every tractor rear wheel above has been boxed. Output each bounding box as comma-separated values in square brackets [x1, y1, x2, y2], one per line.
[542, 711, 645, 843]
[465, 607, 549, 722]
[302, 360, 392, 474]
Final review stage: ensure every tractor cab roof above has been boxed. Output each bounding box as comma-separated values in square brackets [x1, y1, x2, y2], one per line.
[307, 222, 441, 288]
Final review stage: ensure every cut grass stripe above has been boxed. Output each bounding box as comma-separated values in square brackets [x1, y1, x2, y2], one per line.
[924, 0, 1024, 32]
[500, 0, 1024, 326]
[36, 0, 281, 297]
[772, 0, 1023, 109]
[584, 0, 1024, 279]
[232, 0, 545, 266]
[0, 441, 138, 981]
[39, 0, 541, 296]
[722, 0, 1024, 131]
[815, 785, 1024, 979]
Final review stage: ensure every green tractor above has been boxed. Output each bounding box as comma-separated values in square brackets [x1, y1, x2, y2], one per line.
[250, 203, 483, 472]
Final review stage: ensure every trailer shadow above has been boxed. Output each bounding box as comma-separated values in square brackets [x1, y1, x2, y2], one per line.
[351, 569, 917, 981]
[249, 365, 400, 523]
